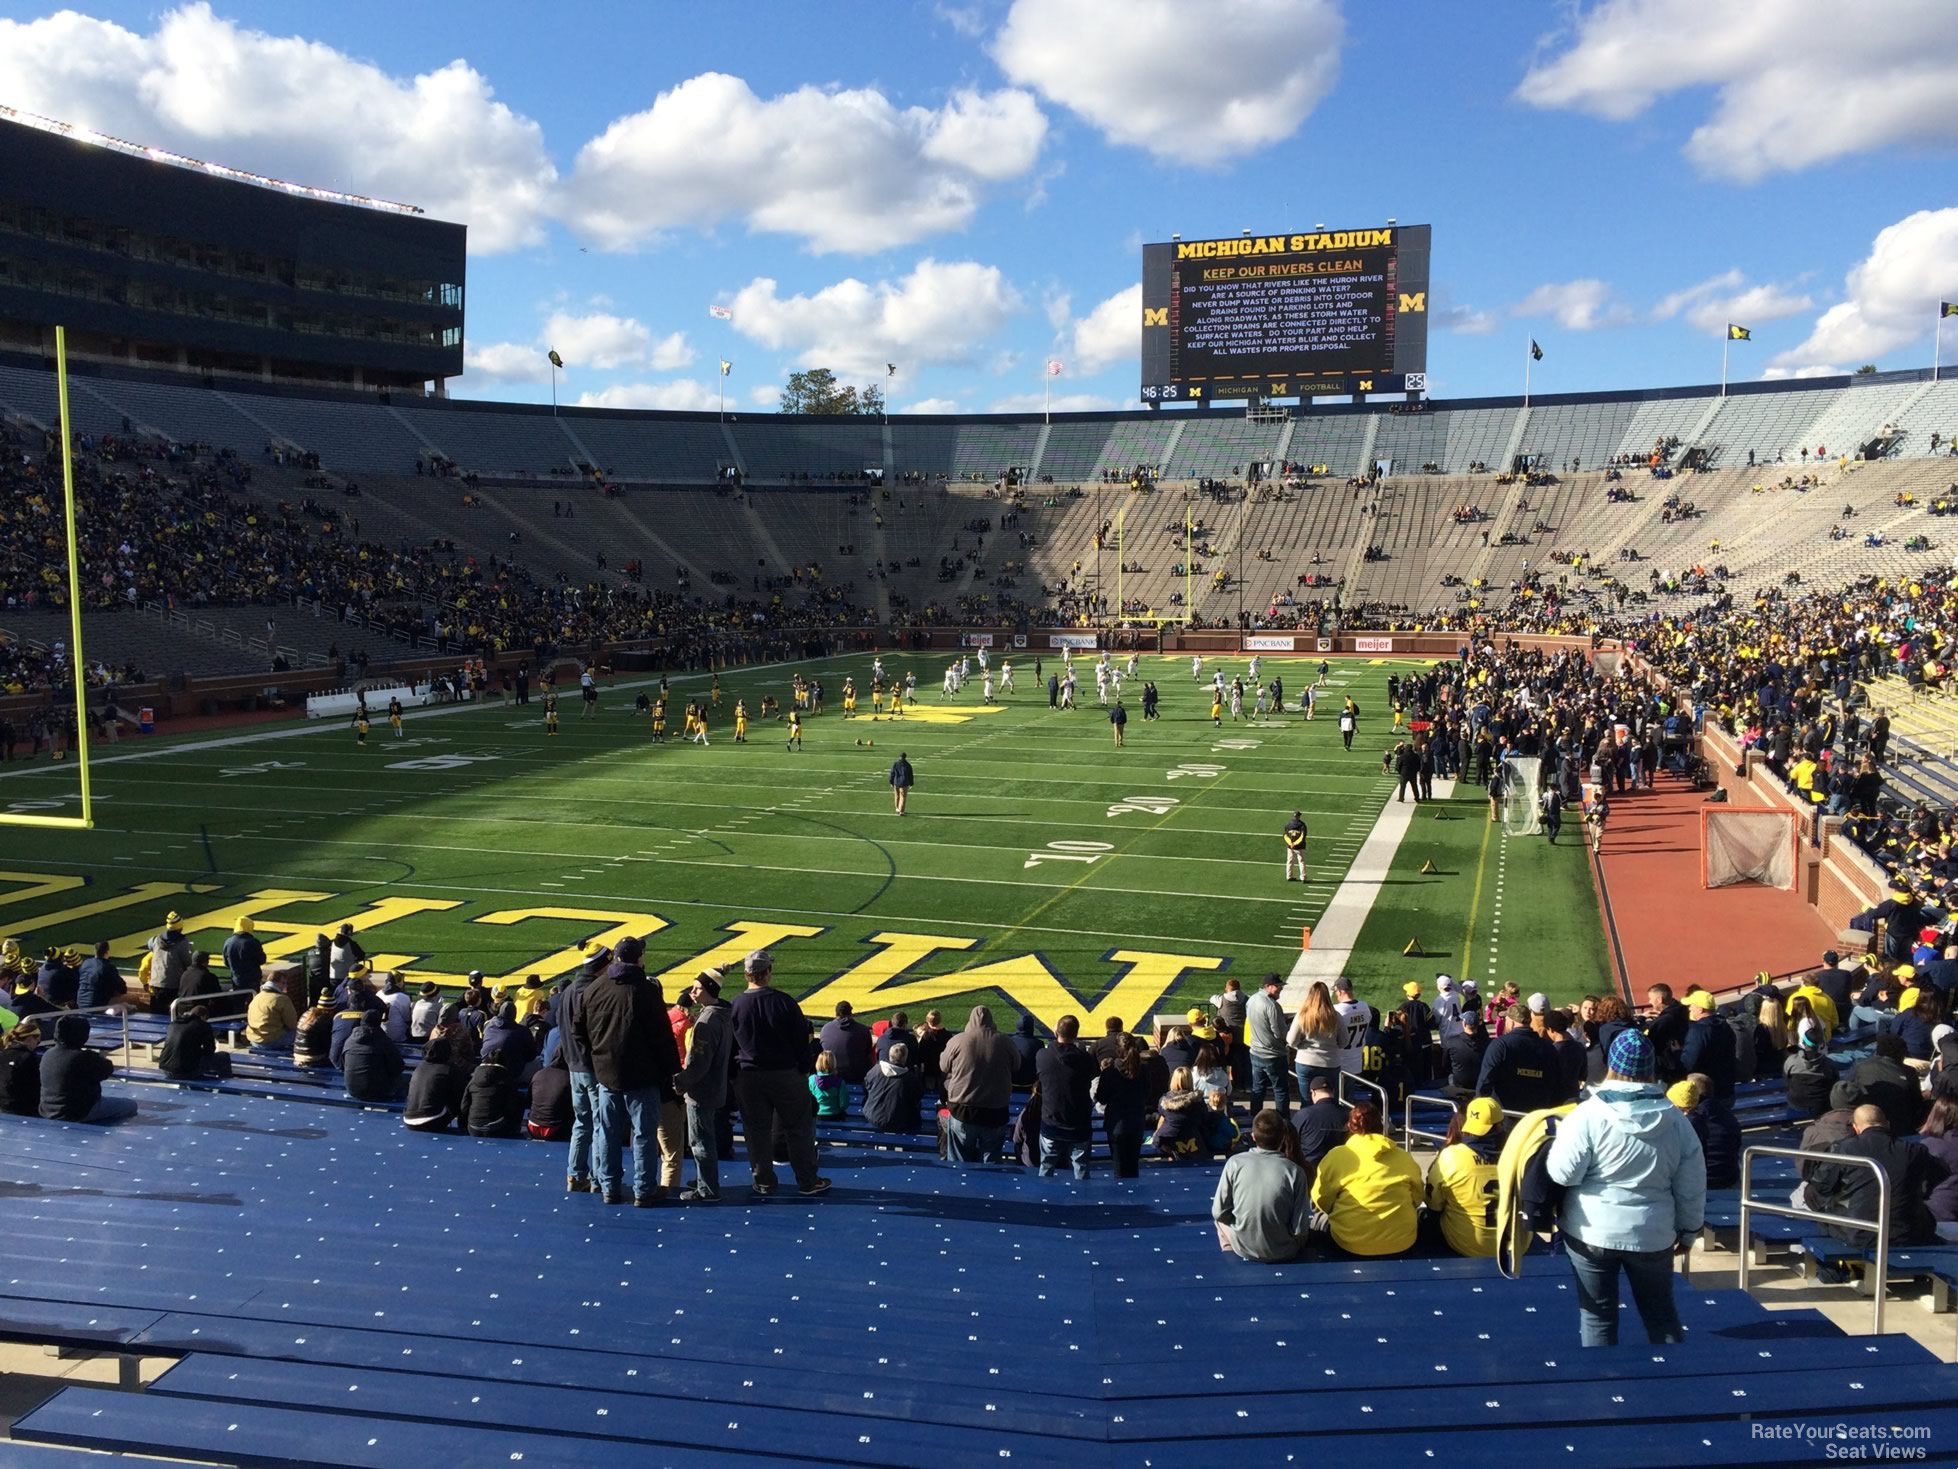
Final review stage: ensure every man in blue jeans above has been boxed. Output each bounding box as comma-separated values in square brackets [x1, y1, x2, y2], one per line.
[557, 943, 607, 1195]
[572, 936, 683, 1206]
[1547, 1029, 1706, 1346]
[1245, 973, 1292, 1114]
[1034, 1015, 1097, 1178]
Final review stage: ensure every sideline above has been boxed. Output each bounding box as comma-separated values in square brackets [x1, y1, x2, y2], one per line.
[1283, 777, 1456, 1003]
[0, 655, 827, 784]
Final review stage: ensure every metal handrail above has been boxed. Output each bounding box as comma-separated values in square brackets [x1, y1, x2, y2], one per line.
[1403, 1090, 1458, 1149]
[15, 1003, 132, 1058]
[170, 989, 254, 1023]
[1336, 1069, 1389, 1122]
[1738, 1143, 1892, 1335]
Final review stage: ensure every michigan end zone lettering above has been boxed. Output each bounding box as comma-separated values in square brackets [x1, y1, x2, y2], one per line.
[0, 870, 1227, 1034]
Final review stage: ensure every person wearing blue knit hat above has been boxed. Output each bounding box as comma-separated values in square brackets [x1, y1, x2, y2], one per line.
[1545, 1026, 1707, 1347]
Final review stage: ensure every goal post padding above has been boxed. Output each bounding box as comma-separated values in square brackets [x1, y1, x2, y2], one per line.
[1700, 807, 1800, 890]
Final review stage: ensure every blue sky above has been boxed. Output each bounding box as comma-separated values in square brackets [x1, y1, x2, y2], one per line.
[2, 0, 1955, 411]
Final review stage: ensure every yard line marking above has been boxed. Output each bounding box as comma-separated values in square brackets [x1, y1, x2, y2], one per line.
[1285, 781, 1457, 1005]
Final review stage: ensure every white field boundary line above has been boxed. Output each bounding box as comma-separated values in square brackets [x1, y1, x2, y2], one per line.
[92, 813, 1317, 875]
[0, 654, 845, 784]
[1283, 778, 1457, 1005]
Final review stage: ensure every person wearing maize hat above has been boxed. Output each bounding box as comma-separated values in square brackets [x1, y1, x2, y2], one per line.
[1546, 1029, 1706, 1347]
[222, 915, 266, 991]
[147, 912, 194, 1016]
[1677, 988, 1735, 1102]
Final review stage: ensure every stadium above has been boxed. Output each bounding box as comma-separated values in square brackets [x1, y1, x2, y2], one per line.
[2, 3, 1958, 1464]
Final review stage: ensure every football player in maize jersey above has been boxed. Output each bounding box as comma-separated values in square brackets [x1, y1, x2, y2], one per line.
[786, 707, 803, 750]
[353, 711, 369, 747]
[733, 699, 748, 742]
[651, 698, 666, 741]
[387, 696, 404, 738]
[710, 673, 722, 709]
[842, 678, 857, 717]
[1424, 1097, 1508, 1258]
[543, 692, 560, 736]
[690, 701, 710, 745]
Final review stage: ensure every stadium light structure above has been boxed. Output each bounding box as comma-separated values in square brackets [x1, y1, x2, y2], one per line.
[0, 104, 425, 217]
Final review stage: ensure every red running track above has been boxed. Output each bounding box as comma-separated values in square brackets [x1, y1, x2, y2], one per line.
[1592, 772, 1833, 996]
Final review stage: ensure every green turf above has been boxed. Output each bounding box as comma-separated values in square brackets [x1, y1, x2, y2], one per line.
[1343, 780, 1614, 1009]
[0, 653, 1608, 1025]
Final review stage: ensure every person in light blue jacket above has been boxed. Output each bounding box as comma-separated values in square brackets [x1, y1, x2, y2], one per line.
[1547, 1029, 1706, 1347]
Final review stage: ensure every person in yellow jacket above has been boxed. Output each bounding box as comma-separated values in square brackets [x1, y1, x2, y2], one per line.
[1310, 1100, 1425, 1256]
[1426, 1097, 1509, 1257]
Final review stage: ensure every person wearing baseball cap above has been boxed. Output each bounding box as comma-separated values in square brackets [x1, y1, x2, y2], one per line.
[1431, 974, 1464, 1042]
[1678, 989, 1736, 1102]
[1245, 972, 1292, 1115]
[1426, 1097, 1509, 1257]
[1545, 1029, 1706, 1347]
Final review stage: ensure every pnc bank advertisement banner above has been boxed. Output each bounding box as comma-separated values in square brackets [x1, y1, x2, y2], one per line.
[1048, 633, 1099, 649]
[1242, 634, 1296, 652]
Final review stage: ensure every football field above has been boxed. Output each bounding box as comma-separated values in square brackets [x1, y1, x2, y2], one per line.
[0, 653, 1609, 1026]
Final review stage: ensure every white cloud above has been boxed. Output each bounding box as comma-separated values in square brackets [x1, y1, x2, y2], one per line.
[1761, 364, 1846, 381]
[936, 2, 988, 38]
[542, 312, 648, 371]
[0, 3, 555, 252]
[992, 0, 1343, 165]
[464, 341, 551, 384]
[574, 380, 724, 411]
[901, 397, 965, 414]
[1071, 284, 1141, 374]
[1653, 270, 1812, 336]
[1516, 0, 1958, 181]
[1434, 304, 1498, 336]
[1511, 279, 1630, 331]
[748, 385, 780, 408]
[727, 259, 1022, 382]
[564, 74, 1046, 253]
[468, 311, 694, 386]
[989, 390, 1123, 413]
[1771, 208, 1958, 372]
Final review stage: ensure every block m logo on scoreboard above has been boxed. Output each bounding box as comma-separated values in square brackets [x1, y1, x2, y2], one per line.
[1142, 307, 1168, 328]
[1398, 292, 1426, 313]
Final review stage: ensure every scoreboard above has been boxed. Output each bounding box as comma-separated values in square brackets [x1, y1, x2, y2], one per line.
[1140, 224, 1430, 403]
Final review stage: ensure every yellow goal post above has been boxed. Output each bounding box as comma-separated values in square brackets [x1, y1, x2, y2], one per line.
[1, 325, 94, 829]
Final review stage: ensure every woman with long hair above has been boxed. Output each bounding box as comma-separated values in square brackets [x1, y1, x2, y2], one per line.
[1917, 1095, 1958, 1241]
[1093, 1034, 1150, 1178]
[1288, 982, 1341, 1098]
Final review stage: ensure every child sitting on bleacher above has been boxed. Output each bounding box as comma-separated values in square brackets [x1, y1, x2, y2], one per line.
[293, 996, 336, 1068]
[809, 1050, 848, 1120]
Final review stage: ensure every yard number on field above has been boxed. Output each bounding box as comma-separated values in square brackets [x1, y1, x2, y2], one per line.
[1025, 840, 1113, 870]
[1107, 794, 1179, 818]
[1166, 762, 1226, 780]
[219, 760, 307, 779]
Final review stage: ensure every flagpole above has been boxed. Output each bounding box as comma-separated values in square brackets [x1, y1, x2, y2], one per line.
[1524, 337, 1531, 409]
[1044, 371, 1051, 425]
[551, 361, 557, 417]
[1937, 308, 1944, 383]
[1722, 334, 1729, 398]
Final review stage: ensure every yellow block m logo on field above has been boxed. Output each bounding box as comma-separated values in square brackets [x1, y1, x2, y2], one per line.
[1142, 307, 1168, 328]
[1398, 292, 1426, 313]
[876, 702, 1009, 725]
